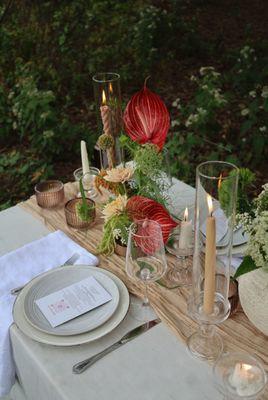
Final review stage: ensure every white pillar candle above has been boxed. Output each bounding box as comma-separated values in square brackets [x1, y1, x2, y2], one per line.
[179, 207, 192, 249]
[203, 194, 216, 315]
[81, 140, 90, 175]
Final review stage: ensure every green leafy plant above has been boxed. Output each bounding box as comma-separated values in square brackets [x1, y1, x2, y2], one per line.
[219, 168, 256, 215]
[76, 178, 94, 222]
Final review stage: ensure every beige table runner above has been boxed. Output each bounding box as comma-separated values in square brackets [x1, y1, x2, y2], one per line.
[19, 182, 268, 399]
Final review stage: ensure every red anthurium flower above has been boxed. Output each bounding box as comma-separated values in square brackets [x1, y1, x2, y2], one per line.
[127, 196, 178, 243]
[123, 79, 170, 150]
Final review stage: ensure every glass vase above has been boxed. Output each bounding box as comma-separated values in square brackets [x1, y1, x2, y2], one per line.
[187, 161, 239, 361]
[92, 72, 123, 169]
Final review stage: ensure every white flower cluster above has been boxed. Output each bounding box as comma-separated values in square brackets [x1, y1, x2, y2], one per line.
[239, 45, 255, 60]
[246, 211, 268, 269]
[237, 183, 268, 269]
[112, 227, 130, 245]
[185, 107, 207, 127]
[199, 66, 221, 78]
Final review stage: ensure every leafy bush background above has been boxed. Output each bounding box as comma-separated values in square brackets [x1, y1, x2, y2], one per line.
[0, 0, 267, 208]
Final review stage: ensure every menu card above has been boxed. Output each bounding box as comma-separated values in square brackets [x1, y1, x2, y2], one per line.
[35, 276, 112, 328]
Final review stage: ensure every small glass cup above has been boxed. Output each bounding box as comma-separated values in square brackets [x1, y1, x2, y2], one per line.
[213, 352, 267, 399]
[35, 180, 64, 208]
[64, 198, 96, 230]
[73, 167, 100, 198]
[82, 168, 100, 198]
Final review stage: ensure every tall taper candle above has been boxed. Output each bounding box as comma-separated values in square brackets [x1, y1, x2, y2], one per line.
[203, 194, 216, 314]
[81, 140, 90, 175]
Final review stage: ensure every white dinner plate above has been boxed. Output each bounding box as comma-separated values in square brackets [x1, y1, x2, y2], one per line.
[23, 266, 120, 336]
[13, 266, 129, 346]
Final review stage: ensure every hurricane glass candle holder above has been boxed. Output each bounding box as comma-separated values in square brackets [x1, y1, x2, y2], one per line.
[92, 72, 123, 169]
[35, 180, 64, 208]
[187, 161, 239, 361]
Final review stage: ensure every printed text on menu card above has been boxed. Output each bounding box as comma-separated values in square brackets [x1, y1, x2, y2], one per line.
[35, 276, 112, 327]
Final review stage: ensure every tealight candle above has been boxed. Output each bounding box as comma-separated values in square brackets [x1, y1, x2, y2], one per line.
[178, 207, 192, 249]
[229, 362, 264, 397]
[203, 194, 216, 315]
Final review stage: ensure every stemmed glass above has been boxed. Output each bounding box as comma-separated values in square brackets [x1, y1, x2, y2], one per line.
[126, 219, 167, 321]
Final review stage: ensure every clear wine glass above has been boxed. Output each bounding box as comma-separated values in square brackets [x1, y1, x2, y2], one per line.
[126, 219, 167, 321]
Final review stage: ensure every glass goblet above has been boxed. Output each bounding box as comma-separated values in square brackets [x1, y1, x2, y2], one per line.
[126, 219, 167, 321]
[82, 167, 100, 198]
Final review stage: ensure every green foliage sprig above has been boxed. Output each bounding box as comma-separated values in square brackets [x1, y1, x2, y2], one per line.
[76, 178, 94, 222]
[219, 168, 255, 215]
[119, 135, 169, 206]
[97, 213, 131, 256]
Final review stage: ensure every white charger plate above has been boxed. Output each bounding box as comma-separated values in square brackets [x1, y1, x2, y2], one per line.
[23, 266, 120, 336]
[13, 266, 129, 346]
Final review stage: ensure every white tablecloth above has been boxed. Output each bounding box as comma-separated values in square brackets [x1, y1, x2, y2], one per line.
[0, 182, 222, 400]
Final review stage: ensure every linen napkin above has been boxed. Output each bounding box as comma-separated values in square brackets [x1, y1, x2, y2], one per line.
[0, 230, 99, 396]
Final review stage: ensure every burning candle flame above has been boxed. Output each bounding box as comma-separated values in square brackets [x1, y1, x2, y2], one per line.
[241, 363, 252, 371]
[109, 82, 113, 94]
[207, 194, 213, 216]
[184, 207, 188, 221]
[102, 90, 106, 105]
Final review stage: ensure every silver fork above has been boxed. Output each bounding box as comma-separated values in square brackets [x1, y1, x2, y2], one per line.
[10, 252, 80, 296]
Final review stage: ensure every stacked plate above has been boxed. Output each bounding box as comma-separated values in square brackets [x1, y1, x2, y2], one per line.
[13, 266, 129, 346]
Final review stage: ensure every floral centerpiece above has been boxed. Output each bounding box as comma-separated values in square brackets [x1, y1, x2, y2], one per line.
[95, 79, 178, 255]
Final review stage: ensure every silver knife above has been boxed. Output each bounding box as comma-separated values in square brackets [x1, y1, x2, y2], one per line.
[72, 318, 161, 374]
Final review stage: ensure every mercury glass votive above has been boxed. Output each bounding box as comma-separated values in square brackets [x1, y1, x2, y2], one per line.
[35, 180, 64, 208]
[64, 198, 96, 230]
[213, 352, 267, 399]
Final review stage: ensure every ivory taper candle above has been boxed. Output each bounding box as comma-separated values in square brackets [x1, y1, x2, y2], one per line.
[203, 194, 216, 315]
[80, 140, 90, 175]
[179, 207, 192, 249]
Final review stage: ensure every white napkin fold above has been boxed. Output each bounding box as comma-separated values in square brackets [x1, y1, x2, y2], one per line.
[0, 230, 99, 396]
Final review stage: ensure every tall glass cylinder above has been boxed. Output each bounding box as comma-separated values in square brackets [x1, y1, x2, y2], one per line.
[187, 161, 239, 361]
[92, 72, 123, 169]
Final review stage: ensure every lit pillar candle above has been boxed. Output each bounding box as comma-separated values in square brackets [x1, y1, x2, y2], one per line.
[203, 194, 216, 315]
[80, 140, 90, 175]
[179, 207, 192, 249]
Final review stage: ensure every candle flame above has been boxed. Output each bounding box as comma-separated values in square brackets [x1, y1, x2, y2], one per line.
[184, 207, 188, 221]
[241, 364, 252, 371]
[218, 173, 222, 190]
[207, 194, 213, 216]
[102, 90, 106, 105]
[109, 82, 113, 94]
